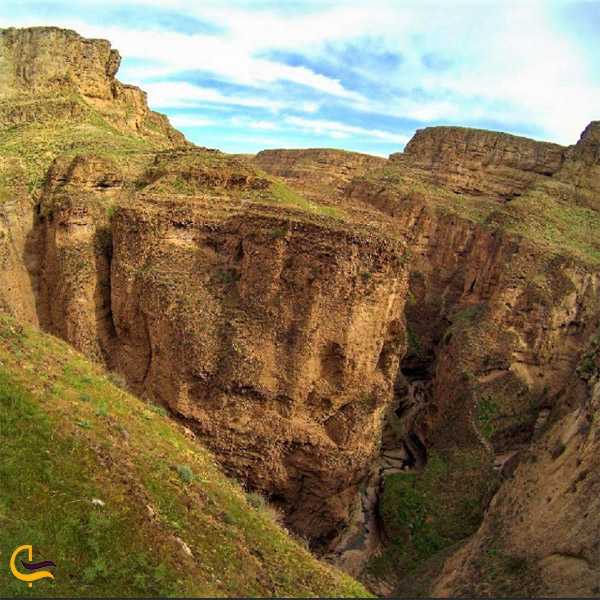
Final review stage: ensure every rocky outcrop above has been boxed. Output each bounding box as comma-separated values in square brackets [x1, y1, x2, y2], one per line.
[31, 145, 409, 546]
[390, 126, 565, 199]
[254, 148, 385, 193]
[0, 26, 184, 145]
[558, 121, 600, 209]
[431, 343, 600, 598]
[0, 157, 40, 325]
[108, 197, 408, 546]
[37, 154, 124, 365]
[0, 26, 121, 99]
[341, 123, 600, 593]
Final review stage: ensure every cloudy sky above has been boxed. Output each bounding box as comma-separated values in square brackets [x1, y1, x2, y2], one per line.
[1, 0, 599, 156]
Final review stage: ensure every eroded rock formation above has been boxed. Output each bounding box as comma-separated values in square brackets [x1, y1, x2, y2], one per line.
[432, 343, 600, 598]
[254, 148, 386, 193]
[260, 122, 600, 593]
[389, 125, 565, 199]
[0, 26, 184, 143]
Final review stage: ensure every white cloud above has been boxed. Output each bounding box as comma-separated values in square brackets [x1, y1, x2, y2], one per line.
[286, 117, 410, 144]
[169, 115, 213, 127]
[142, 81, 285, 111]
[2, 1, 599, 149]
[230, 117, 279, 130]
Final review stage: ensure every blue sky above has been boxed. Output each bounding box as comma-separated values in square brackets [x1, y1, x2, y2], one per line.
[1, 0, 599, 156]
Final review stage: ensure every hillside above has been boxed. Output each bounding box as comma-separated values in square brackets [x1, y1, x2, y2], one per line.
[0, 313, 368, 598]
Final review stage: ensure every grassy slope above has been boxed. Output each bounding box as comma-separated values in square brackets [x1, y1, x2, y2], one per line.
[0, 105, 154, 191]
[0, 313, 369, 598]
[360, 166, 600, 266]
[0, 104, 341, 222]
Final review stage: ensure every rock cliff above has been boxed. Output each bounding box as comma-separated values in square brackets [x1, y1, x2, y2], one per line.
[254, 148, 386, 193]
[33, 147, 408, 545]
[0, 27, 410, 547]
[260, 122, 600, 593]
[0, 27, 184, 144]
[431, 342, 600, 598]
[389, 126, 565, 199]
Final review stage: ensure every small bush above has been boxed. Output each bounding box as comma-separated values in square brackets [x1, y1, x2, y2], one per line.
[176, 465, 193, 484]
[406, 324, 421, 354]
[502, 555, 528, 575]
[246, 491, 266, 510]
[147, 404, 167, 417]
[106, 371, 126, 389]
[577, 353, 595, 375]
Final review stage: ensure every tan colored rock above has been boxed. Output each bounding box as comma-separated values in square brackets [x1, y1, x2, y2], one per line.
[253, 148, 385, 193]
[0, 158, 40, 325]
[0, 26, 185, 146]
[431, 346, 600, 598]
[108, 197, 407, 545]
[37, 154, 124, 365]
[390, 126, 565, 199]
[557, 121, 600, 210]
[1, 27, 599, 594]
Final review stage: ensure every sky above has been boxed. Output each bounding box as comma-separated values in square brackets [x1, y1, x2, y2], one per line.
[1, 0, 599, 156]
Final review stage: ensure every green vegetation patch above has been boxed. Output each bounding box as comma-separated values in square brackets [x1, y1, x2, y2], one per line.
[0, 313, 369, 598]
[368, 447, 489, 580]
[0, 103, 154, 186]
[477, 395, 501, 440]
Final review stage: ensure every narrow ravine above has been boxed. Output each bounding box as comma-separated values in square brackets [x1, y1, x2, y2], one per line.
[323, 375, 430, 577]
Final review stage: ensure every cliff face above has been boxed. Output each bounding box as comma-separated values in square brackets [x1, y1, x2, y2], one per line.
[389, 126, 565, 199]
[254, 148, 386, 193]
[432, 343, 600, 598]
[261, 123, 599, 592]
[558, 121, 600, 209]
[0, 26, 185, 339]
[0, 27, 184, 144]
[37, 154, 122, 365]
[348, 127, 599, 593]
[3, 49, 409, 545]
[109, 195, 406, 543]
[31, 146, 408, 545]
[0, 26, 121, 99]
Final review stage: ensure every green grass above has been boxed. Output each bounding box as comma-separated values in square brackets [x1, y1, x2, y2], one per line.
[368, 447, 489, 579]
[462, 515, 541, 598]
[266, 181, 340, 218]
[501, 185, 600, 264]
[406, 323, 421, 355]
[0, 103, 154, 186]
[359, 166, 600, 266]
[577, 352, 596, 376]
[0, 313, 369, 598]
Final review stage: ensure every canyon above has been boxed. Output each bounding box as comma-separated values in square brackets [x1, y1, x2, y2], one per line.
[0, 26, 598, 598]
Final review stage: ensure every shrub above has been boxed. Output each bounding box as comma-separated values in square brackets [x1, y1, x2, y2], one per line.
[176, 465, 193, 484]
[147, 404, 167, 417]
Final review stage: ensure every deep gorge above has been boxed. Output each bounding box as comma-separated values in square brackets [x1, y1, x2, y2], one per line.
[1, 26, 598, 598]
